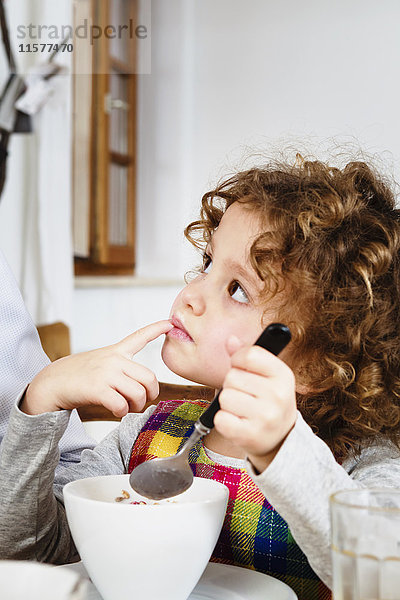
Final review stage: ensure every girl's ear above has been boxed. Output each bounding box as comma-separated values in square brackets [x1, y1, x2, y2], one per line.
[225, 334, 244, 356]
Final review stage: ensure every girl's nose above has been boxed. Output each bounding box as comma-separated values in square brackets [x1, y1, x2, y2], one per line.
[180, 276, 207, 316]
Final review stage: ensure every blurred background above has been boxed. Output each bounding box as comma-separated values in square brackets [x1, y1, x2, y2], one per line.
[0, 0, 399, 385]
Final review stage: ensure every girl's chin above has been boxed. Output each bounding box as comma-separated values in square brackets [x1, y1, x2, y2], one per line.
[160, 344, 190, 380]
[161, 345, 219, 388]
[161, 356, 205, 385]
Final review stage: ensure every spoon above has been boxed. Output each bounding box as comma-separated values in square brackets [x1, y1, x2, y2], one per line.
[129, 323, 291, 500]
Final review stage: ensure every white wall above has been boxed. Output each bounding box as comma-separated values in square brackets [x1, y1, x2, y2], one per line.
[187, 0, 400, 190]
[1, 0, 400, 384]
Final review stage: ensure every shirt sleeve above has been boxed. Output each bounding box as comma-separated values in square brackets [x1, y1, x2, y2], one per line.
[246, 411, 400, 589]
[0, 398, 156, 564]
[0, 249, 96, 463]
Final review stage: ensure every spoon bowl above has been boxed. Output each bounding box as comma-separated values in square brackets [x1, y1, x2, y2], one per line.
[129, 454, 193, 500]
[129, 421, 207, 499]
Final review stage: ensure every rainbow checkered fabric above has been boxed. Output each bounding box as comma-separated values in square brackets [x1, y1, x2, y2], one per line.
[128, 400, 331, 600]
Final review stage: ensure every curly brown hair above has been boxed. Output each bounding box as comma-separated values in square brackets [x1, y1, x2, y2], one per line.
[185, 157, 400, 458]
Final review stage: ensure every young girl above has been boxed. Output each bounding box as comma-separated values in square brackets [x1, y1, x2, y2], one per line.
[1, 156, 400, 600]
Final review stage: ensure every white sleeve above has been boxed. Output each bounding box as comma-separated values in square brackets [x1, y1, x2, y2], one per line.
[0, 248, 95, 461]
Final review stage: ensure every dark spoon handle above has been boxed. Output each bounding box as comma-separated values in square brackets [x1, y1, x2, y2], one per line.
[198, 323, 291, 430]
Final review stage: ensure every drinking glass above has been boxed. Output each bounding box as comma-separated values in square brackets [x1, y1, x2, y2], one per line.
[330, 489, 400, 600]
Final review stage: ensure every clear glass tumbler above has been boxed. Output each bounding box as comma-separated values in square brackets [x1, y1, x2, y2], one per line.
[330, 489, 400, 600]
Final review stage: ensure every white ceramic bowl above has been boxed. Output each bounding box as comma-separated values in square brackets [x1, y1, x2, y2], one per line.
[63, 474, 228, 600]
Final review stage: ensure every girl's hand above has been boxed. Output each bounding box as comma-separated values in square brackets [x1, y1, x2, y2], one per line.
[21, 320, 173, 417]
[214, 335, 297, 473]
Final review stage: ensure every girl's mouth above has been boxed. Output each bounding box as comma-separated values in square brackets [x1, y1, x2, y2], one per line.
[168, 316, 194, 342]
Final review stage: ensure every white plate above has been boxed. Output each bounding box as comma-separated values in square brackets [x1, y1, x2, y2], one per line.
[58, 561, 297, 600]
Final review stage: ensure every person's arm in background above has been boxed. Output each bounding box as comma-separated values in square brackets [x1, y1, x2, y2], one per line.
[0, 249, 96, 471]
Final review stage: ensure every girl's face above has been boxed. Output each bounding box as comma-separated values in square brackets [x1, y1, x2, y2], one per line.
[161, 202, 280, 388]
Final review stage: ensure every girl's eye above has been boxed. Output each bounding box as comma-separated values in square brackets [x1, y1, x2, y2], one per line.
[229, 282, 249, 304]
[202, 254, 212, 273]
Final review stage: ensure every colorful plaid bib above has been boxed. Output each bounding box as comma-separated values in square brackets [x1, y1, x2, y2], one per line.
[128, 400, 331, 600]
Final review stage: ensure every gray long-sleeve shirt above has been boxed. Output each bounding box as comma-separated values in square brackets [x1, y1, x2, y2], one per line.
[1, 400, 400, 590]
